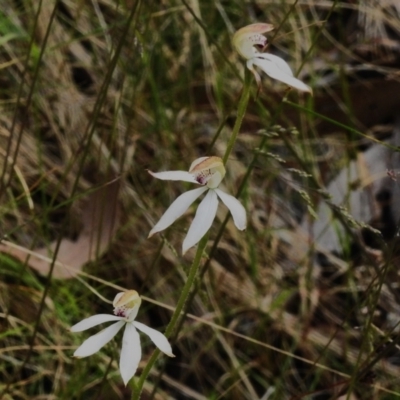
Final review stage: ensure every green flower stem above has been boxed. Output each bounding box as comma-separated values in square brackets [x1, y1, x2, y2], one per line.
[131, 68, 250, 399]
[131, 235, 208, 400]
[222, 69, 251, 165]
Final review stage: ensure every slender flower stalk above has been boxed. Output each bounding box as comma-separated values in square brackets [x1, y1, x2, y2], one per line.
[136, 24, 298, 400]
[139, 68, 251, 400]
[132, 235, 208, 400]
[223, 68, 251, 164]
[70, 290, 174, 386]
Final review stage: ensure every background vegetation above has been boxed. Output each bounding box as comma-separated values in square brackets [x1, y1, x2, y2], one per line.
[1, 0, 400, 399]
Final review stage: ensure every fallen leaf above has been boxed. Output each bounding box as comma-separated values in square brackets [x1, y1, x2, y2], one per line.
[0, 179, 120, 279]
[301, 129, 399, 254]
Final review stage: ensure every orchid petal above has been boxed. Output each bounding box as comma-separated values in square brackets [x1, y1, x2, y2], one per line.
[70, 314, 124, 332]
[207, 171, 223, 189]
[73, 321, 125, 358]
[235, 34, 265, 59]
[189, 156, 224, 174]
[189, 157, 210, 171]
[256, 53, 294, 76]
[126, 302, 140, 321]
[148, 187, 207, 237]
[236, 23, 274, 35]
[233, 23, 274, 59]
[148, 170, 198, 184]
[252, 57, 311, 93]
[134, 321, 174, 357]
[119, 323, 141, 386]
[113, 290, 142, 321]
[182, 189, 218, 254]
[189, 157, 226, 188]
[215, 189, 247, 230]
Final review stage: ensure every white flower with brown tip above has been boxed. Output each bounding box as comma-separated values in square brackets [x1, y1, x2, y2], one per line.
[148, 156, 247, 254]
[233, 23, 312, 93]
[71, 290, 174, 386]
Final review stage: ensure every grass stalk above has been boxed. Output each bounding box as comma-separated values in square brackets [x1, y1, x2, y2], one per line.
[131, 235, 208, 400]
[222, 69, 251, 164]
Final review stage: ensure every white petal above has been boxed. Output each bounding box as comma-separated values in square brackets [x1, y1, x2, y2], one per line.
[119, 323, 141, 386]
[189, 157, 209, 171]
[148, 187, 208, 237]
[148, 170, 198, 184]
[252, 57, 311, 93]
[215, 189, 247, 230]
[233, 23, 274, 59]
[73, 321, 125, 358]
[134, 321, 174, 357]
[182, 189, 218, 254]
[206, 171, 223, 189]
[234, 34, 261, 59]
[126, 302, 140, 321]
[256, 53, 294, 76]
[70, 314, 124, 332]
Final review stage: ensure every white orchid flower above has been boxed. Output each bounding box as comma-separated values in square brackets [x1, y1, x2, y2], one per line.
[233, 23, 311, 93]
[148, 156, 247, 254]
[70, 290, 174, 386]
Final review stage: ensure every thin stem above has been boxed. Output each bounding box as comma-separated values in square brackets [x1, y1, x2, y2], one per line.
[139, 66, 252, 400]
[207, 114, 230, 154]
[131, 235, 208, 400]
[284, 100, 395, 149]
[222, 69, 251, 165]
[0, 0, 45, 198]
[180, 0, 241, 81]
[0, 3, 143, 398]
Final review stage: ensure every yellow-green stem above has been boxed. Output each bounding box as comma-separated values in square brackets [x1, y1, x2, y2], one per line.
[222, 69, 251, 164]
[131, 235, 208, 399]
[132, 60, 250, 400]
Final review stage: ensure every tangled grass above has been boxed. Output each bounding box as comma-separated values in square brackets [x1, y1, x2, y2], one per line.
[1, 0, 400, 399]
